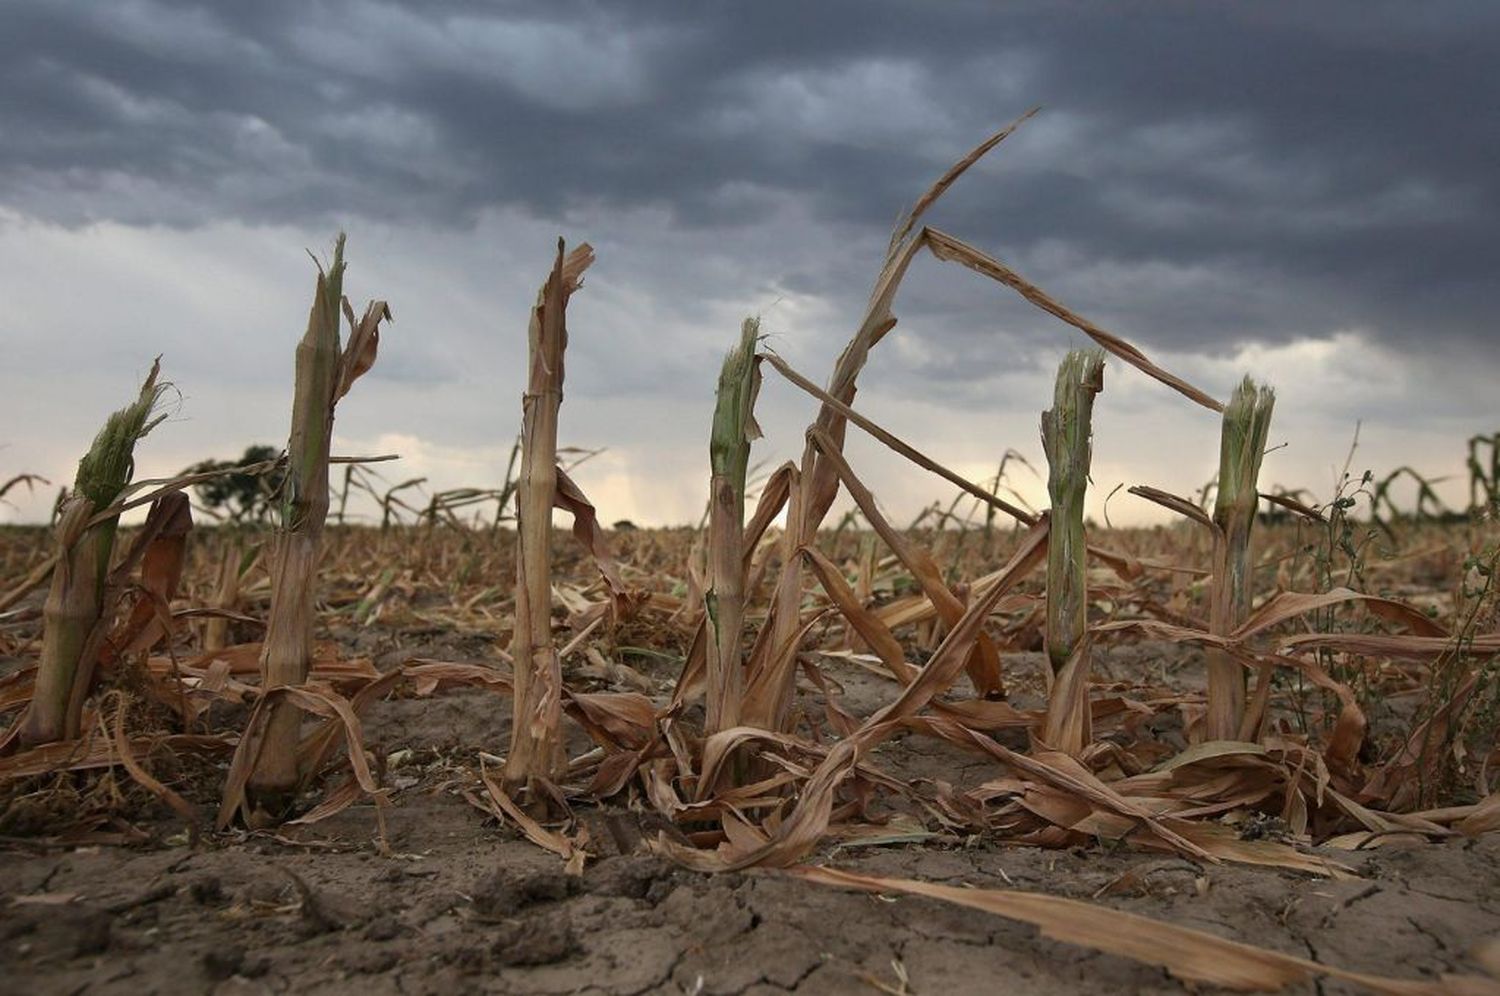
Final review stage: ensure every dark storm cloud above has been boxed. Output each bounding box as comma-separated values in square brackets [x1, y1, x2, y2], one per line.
[1, 0, 1496, 356]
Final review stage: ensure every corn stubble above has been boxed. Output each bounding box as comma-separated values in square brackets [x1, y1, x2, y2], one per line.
[1208, 377, 1276, 742]
[504, 239, 595, 806]
[19, 361, 168, 747]
[3, 112, 1498, 995]
[245, 235, 390, 814]
[704, 318, 762, 737]
[1040, 349, 1105, 755]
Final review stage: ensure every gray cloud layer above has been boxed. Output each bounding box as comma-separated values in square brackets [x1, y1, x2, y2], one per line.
[3, 1, 1496, 356]
[2, 2, 1497, 531]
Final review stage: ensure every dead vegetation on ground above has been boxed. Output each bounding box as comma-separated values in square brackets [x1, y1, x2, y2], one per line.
[2, 111, 1499, 994]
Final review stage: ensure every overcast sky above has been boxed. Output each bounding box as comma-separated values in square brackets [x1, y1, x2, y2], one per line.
[2, 1, 1496, 528]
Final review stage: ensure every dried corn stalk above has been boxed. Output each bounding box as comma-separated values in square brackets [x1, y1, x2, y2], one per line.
[746, 111, 1228, 730]
[1207, 376, 1275, 741]
[748, 114, 1038, 729]
[246, 235, 389, 813]
[790, 866, 1473, 995]
[505, 239, 595, 805]
[1040, 350, 1104, 755]
[21, 361, 168, 745]
[704, 318, 762, 736]
[203, 541, 251, 652]
[90, 491, 193, 685]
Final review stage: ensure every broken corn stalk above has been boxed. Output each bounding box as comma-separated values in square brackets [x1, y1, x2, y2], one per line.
[505, 239, 595, 807]
[1040, 349, 1104, 755]
[247, 235, 389, 812]
[704, 317, 762, 737]
[1207, 376, 1275, 741]
[22, 360, 168, 745]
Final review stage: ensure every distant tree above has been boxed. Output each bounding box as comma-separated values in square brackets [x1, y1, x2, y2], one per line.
[186, 444, 284, 523]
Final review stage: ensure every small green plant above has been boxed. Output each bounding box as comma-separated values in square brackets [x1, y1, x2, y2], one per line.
[1281, 468, 1378, 735]
[1411, 542, 1500, 806]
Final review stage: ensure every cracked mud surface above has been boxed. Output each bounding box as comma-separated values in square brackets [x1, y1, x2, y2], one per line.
[4, 670, 1499, 994]
[4, 813, 1497, 995]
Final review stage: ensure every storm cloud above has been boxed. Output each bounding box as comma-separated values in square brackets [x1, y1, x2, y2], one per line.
[1, 1, 1496, 524]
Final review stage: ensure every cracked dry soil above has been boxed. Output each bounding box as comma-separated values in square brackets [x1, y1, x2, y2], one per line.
[3, 668, 1499, 995]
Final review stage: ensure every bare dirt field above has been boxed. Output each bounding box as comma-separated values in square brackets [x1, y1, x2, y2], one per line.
[3, 522, 1499, 994]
